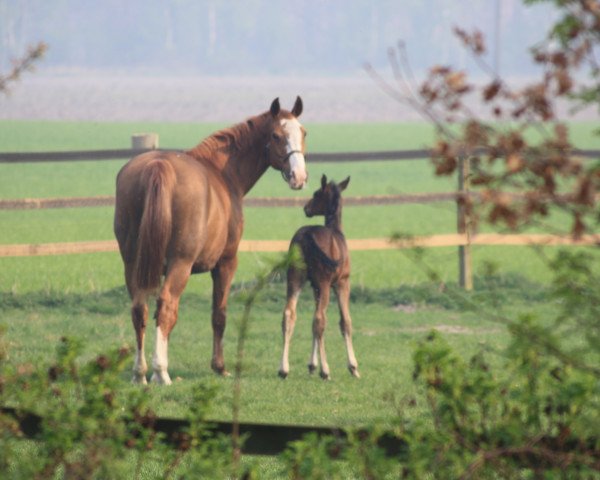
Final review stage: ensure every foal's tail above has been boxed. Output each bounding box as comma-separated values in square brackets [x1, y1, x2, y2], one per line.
[135, 160, 175, 291]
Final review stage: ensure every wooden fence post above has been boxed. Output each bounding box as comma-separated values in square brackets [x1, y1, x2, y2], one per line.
[457, 156, 473, 291]
[131, 133, 159, 150]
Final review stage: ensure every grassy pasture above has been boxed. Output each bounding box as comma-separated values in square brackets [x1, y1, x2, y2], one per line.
[0, 119, 598, 435]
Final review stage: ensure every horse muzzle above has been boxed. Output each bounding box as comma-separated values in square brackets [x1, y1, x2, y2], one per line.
[284, 151, 308, 190]
[303, 203, 315, 217]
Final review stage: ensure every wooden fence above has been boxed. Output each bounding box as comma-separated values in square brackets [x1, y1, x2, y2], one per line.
[2, 140, 599, 290]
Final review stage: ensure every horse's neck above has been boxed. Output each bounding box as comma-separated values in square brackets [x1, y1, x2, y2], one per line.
[188, 123, 270, 197]
[223, 146, 269, 196]
[325, 210, 343, 232]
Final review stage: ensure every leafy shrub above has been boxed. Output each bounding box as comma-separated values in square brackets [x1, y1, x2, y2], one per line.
[0, 336, 236, 479]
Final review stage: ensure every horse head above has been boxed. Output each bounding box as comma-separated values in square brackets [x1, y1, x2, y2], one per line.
[304, 174, 350, 218]
[266, 96, 308, 190]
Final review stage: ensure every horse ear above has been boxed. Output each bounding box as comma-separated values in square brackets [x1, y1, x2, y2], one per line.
[338, 176, 350, 191]
[270, 98, 281, 117]
[291, 96, 303, 117]
[321, 174, 327, 189]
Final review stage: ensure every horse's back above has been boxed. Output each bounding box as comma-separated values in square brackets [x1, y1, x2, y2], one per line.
[114, 151, 231, 269]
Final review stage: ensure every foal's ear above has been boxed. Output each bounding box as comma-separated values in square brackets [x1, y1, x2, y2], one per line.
[321, 174, 327, 189]
[270, 98, 281, 117]
[291, 96, 303, 117]
[338, 176, 350, 191]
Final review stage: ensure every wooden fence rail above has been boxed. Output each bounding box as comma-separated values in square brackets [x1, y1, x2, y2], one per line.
[2, 234, 599, 258]
[0, 148, 434, 163]
[0, 192, 463, 210]
[1, 148, 598, 164]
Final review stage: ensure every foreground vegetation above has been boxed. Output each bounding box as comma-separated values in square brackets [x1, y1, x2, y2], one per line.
[1, 252, 598, 478]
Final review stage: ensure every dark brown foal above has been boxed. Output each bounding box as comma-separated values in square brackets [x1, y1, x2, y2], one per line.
[279, 174, 359, 380]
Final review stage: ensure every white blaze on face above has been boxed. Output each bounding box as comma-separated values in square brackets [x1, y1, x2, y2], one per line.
[281, 118, 308, 189]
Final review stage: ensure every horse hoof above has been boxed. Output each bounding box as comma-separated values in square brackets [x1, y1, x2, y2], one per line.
[320, 371, 330, 381]
[278, 370, 288, 379]
[348, 366, 361, 378]
[151, 372, 172, 385]
[307, 364, 317, 375]
[131, 374, 148, 385]
[211, 364, 230, 377]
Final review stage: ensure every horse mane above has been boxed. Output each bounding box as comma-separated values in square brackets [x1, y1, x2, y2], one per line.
[323, 181, 344, 231]
[327, 182, 342, 216]
[186, 112, 270, 166]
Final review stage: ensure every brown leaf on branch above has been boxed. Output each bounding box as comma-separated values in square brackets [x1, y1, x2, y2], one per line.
[506, 154, 524, 173]
[464, 120, 488, 148]
[572, 213, 586, 239]
[522, 84, 553, 120]
[483, 80, 502, 102]
[550, 52, 568, 69]
[453, 27, 486, 54]
[574, 176, 595, 207]
[554, 124, 569, 148]
[555, 69, 573, 95]
[497, 131, 525, 155]
[432, 140, 458, 175]
[0, 42, 48, 93]
[445, 71, 470, 94]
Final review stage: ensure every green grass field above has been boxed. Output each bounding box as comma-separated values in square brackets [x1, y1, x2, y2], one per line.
[1, 120, 599, 476]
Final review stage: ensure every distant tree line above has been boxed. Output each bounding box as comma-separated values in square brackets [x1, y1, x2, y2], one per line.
[0, 0, 555, 76]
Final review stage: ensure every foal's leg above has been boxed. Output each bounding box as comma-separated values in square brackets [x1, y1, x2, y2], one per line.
[151, 259, 191, 385]
[309, 284, 331, 380]
[210, 255, 238, 376]
[279, 269, 304, 378]
[126, 263, 149, 384]
[336, 279, 360, 378]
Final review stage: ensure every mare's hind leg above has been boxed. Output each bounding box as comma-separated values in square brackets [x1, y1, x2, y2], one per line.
[126, 263, 149, 384]
[336, 279, 360, 378]
[309, 284, 331, 380]
[279, 267, 305, 378]
[210, 255, 238, 376]
[151, 259, 192, 385]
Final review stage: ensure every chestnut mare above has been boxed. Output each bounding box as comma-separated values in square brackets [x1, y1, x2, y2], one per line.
[114, 97, 307, 384]
[279, 174, 360, 380]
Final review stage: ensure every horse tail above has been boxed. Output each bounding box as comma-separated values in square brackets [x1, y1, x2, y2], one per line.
[306, 234, 339, 270]
[135, 160, 175, 291]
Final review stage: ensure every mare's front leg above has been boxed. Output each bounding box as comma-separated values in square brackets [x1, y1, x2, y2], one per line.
[279, 267, 304, 378]
[210, 255, 238, 376]
[336, 279, 360, 378]
[309, 284, 331, 380]
[151, 259, 192, 385]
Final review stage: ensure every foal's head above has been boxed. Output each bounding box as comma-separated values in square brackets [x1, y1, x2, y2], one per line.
[265, 97, 308, 190]
[304, 174, 350, 221]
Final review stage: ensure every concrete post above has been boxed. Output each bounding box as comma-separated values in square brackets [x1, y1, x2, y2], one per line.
[131, 133, 159, 150]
